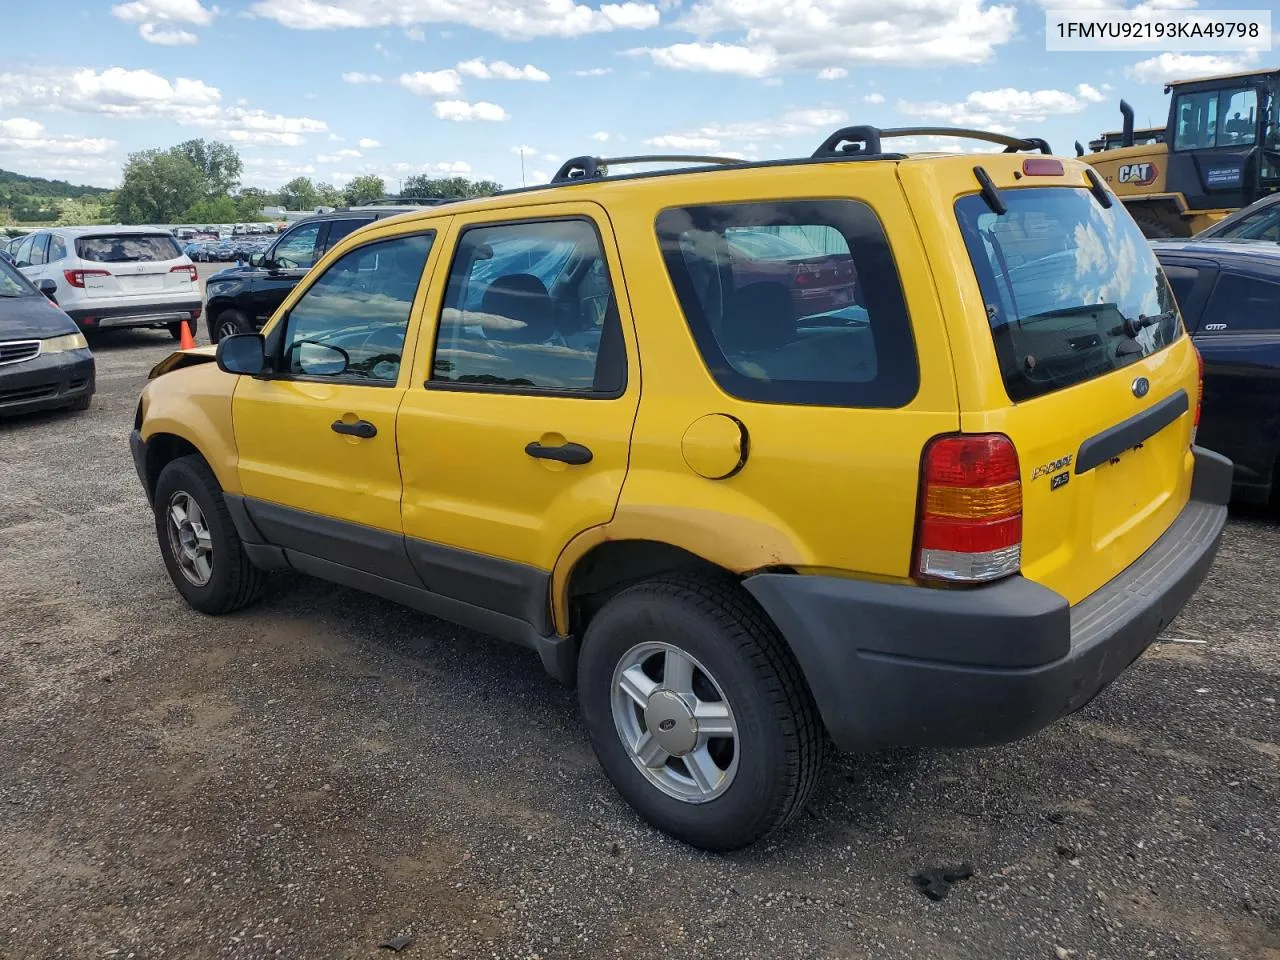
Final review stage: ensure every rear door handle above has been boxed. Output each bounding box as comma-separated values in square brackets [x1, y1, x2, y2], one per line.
[525, 441, 593, 465]
[331, 418, 377, 439]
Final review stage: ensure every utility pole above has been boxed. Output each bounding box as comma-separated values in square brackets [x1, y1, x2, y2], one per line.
[520, 148, 526, 187]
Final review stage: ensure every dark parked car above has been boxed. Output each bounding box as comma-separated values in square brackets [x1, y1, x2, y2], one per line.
[1194, 192, 1280, 242]
[0, 256, 94, 416]
[203, 203, 447, 342]
[1153, 239, 1280, 504]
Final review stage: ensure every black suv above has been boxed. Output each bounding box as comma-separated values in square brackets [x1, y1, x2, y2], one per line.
[203, 203, 447, 342]
[1153, 238, 1280, 505]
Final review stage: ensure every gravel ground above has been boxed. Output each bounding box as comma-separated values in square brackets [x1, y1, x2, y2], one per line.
[0, 322, 1277, 960]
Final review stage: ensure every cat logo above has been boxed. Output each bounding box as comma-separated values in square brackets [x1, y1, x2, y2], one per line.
[1117, 163, 1158, 187]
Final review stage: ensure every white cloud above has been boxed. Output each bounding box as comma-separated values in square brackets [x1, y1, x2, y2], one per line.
[399, 69, 463, 96]
[657, 107, 846, 146]
[1076, 82, 1106, 103]
[404, 25, 425, 40]
[635, 0, 1016, 76]
[1125, 52, 1257, 85]
[358, 137, 380, 148]
[139, 23, 199, 43]
[0, 118, 115, 156]
[316, 148, 362, 161]
[646, 134, 723, 150]
[249, 0, 660, 40]
[632, 42, 776, 78]
[457, 58, 550, 81]
[590, 131, 611, 141]
[817, 66, 847, 80]
[433, 100, 509, 121]
[0, 66, 220, 121]
[864, 92, 885, 104]
[242, 156, 319, 187]
[384, 159, 473, 175]
[219, 108, 329, 145]
[898, 85, 1111, 130]
[574, 67, 613, 77]
[112, 0, 215, 44]
[342, 71, 383, 84]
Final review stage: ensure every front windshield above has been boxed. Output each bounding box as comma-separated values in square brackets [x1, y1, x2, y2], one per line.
[0, 258, 36, 297]
[956, 186, 1181, 402]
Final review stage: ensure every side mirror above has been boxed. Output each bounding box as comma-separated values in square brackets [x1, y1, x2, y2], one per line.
[15, 260, 30, 269]
[216, 333, 267, 375]
[249, 252, 266, 268]
[295, 340, 349, 377]
[38, 279, 58, 302]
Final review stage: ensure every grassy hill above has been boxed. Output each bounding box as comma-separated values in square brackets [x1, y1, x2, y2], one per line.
[0, 168, 112, 224]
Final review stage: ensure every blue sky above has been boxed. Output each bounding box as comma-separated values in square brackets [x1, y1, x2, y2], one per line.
[0, 0, 1275, 192]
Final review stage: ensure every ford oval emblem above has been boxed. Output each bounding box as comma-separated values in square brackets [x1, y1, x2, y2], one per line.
[1132, 376, 1150, 398]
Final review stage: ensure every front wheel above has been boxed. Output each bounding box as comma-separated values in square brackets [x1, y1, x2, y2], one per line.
[578, 574, 825, 852]
[210, 309, 251, 344]
[153, 455, 263, 615]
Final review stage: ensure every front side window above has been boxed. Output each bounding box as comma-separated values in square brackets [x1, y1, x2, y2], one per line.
[1216, 204, 1280, 242]
[1202, 273, 1280, 332]
[956, 186, 1181, 403]
[273, 222, 323, 269]
[12, 235, 33, 266]
[656, 200, 916, 408]
[1174, 86, 1257, 150]
[280, 233, 433, 383]
[431, 219, 624, 394]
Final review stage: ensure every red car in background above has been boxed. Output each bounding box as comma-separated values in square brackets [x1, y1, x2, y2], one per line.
[726, 228, 859, 318]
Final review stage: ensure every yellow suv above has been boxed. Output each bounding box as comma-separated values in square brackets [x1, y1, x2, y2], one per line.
[130, 127, 1231, 851]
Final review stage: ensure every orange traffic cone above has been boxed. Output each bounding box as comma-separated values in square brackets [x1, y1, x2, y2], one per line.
[179, 318, 196, 350]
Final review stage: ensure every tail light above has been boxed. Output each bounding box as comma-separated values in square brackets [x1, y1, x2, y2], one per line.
[915, 434, 1022, 584]
[170, 264, 198, 282]
[63, 269, 109, 287]
[795, 273, 811, 286]
[1192, 343, 1204, 442]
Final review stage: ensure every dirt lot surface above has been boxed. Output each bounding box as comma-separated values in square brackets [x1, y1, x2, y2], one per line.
[1, 329, 1277, 960]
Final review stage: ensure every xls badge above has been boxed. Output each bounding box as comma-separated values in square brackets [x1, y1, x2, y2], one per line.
[1117, 162, 1158, 186]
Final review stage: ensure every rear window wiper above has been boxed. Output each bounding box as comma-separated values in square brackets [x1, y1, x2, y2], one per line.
[1109, 310, 1176, 338]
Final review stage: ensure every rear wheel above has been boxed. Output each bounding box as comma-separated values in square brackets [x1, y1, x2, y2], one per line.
[154, 455, 263, 615]
[1129, 208, 1182, 239]
[67, 394, 92, 412]
[577, 574, 824, 851]
[211, 309, 251, 344]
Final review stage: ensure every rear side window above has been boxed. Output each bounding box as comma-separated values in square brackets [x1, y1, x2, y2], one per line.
[49, 235, 67, 261]
[1215, 205, 1280, 241]
[956, 187, 1181, 403]
[1202, 273, 1280, 332]
[76, 233, 182, 263]
[656, 200, 918, 408]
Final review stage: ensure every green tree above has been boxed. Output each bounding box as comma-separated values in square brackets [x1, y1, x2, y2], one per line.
[55, 196, 107, 226]
[113, 149, 206, 224]
[401, 175, 502, 199]
[175, 139, 243, 198]
[180, 195, 239, 223]
[234, 187, 273, 221]
[315, 182, 342, 207]
[279, 176, 319, 211]
[343, 174, 385, 206]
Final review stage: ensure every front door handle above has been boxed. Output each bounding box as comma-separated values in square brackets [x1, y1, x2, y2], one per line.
[525, 440, 593, 465]
[331, 418, 377, 439]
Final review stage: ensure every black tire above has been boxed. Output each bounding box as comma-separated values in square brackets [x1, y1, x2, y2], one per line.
[67, 393, 92, 412]
[578, 574, 825, 852]
[153, 454, 263, 615]
[210, 309, 251, 344]
[1130, 209, 1181, 239]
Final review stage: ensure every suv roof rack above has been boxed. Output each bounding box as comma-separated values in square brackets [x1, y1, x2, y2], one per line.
[551, 154, 745, 183]
[813, 125, 1052, 157]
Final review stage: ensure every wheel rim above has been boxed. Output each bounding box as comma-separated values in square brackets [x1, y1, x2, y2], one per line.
[610, 642, 739, 804]
[217, 319, 239, 340]
[165, 490, 213, 586]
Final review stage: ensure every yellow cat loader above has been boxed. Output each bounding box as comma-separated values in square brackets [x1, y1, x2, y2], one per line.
[1079, 68, 1280, 238]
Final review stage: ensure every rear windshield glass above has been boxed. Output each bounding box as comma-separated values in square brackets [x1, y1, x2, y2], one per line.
[75, 234, 183, 263]
[956, 187, 1181, 403]
[656, 200, 918, 408]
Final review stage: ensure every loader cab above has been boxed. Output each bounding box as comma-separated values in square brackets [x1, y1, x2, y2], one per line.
[1165, 70, 1280, 209]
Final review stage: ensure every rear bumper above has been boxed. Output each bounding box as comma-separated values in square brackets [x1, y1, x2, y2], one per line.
[0, 349, 95, 416]
[66, 299, 201, 331]
[744, 446, 1232, 752]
